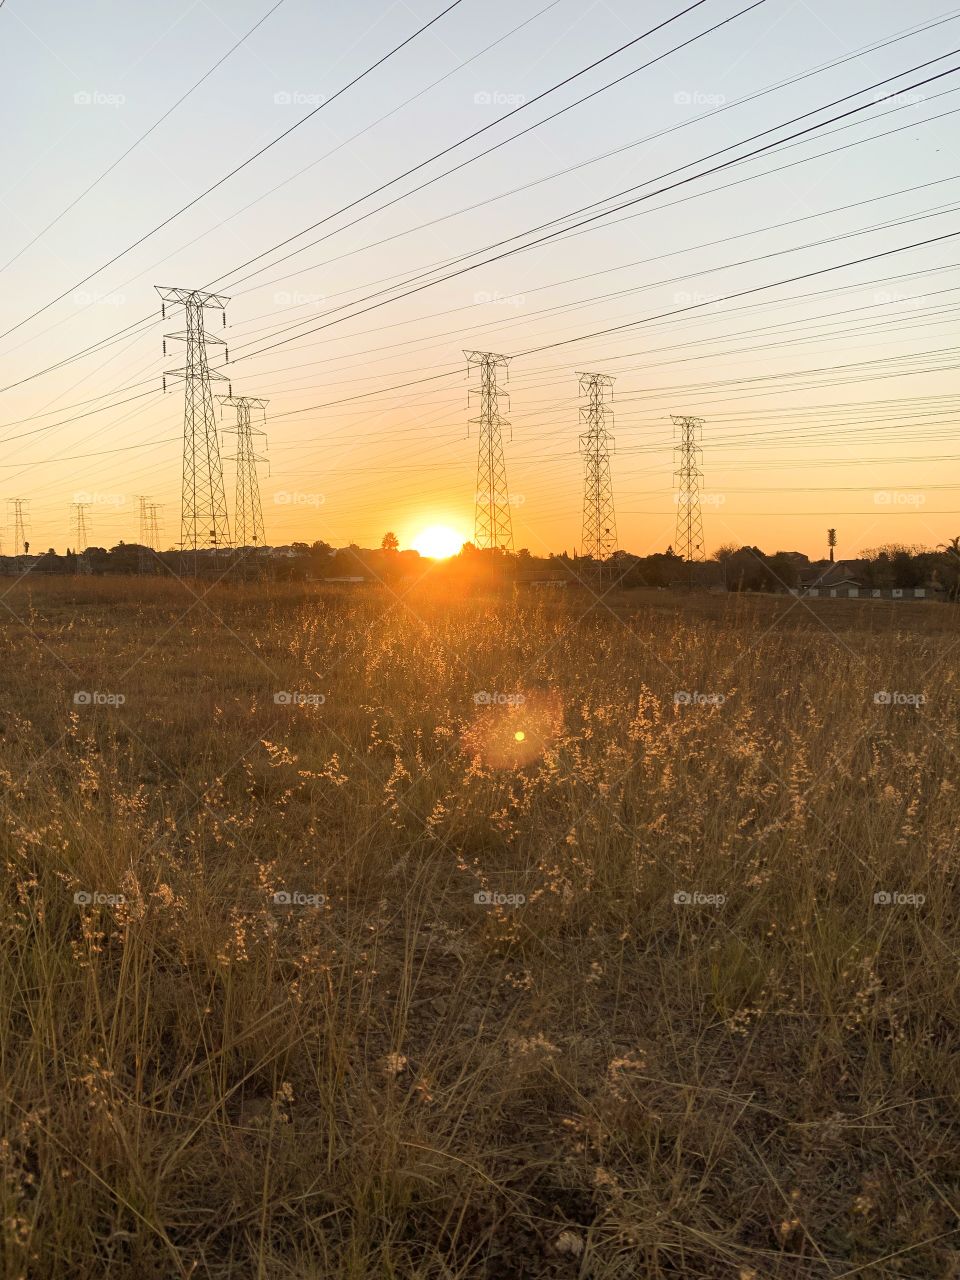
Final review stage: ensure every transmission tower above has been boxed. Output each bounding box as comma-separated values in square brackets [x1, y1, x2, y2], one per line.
[72, 502, 91, 573]
[672, 415, 706, 564]
[156, 285, 232, 573]
[219, 396, 268, 552]
[136, 495, 151, 574]
[147, 503, 163, 555]
[465, 350, 513, 552]
[8, 498, 29, 558]
[578, 373, 617, 580]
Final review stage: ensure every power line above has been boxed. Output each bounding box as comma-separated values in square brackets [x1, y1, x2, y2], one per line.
[232, 57, 960, 362]
[226, 8, 960, 309]
[210, 0, 762, 296]
[0, 0, 290, 279]
[517, 229, 960, 357]
[4, 21, 950, 401]
[0, 0, 468, 344]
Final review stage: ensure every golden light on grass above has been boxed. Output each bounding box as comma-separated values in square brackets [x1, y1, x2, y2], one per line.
[1, 575, 954, 1277]
[411, 524, 464, 559]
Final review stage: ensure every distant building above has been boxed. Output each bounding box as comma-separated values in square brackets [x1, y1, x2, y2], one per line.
[797, 559, 867, 593]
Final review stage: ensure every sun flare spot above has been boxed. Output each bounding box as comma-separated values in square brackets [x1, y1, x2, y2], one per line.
[514, 731, 526, 742]
[411, 525, 464, 559]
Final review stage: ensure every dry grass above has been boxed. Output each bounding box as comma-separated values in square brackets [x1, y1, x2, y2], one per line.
[0, 575, 958, 1278]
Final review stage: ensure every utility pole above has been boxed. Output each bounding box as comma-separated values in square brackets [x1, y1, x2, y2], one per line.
[578, 372, 617, 589]
[156, 285, 231, 574]
[219, 395, 268, 555]
[465, 350, 514, 553]
[72, 502, 91, 574]
[673, 415, 706, 572]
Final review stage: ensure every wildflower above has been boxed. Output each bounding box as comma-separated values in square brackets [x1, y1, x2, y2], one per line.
[553, 1229, 584, 1257]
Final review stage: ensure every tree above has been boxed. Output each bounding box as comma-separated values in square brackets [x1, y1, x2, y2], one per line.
[938, 536, 960, 601]
[381, 532, 399, 553]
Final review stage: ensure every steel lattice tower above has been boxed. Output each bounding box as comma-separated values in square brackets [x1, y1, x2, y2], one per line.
[136, 495, 151, 574]
[72, 502, 90, 551]
[219, 396, 268, 550]
[71, 502, 91, 573]
[672, 415, 706, 563]
[578, 372, 617, 570]
[465, 350, 513, 552]
[8, 498, 28, 558]
[147, 504, 163, 554]
[156, 286, 231, 572]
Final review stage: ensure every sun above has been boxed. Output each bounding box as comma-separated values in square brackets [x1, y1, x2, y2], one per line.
[411, 524, 463, 559]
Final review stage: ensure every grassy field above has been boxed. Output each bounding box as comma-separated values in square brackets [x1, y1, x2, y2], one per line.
[0, 575, 957, 1279]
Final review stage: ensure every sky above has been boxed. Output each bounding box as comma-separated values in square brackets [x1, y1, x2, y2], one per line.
[0, 0, 958, 561]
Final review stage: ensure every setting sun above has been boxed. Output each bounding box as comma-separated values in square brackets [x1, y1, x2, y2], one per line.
[411, 525, 464, 559]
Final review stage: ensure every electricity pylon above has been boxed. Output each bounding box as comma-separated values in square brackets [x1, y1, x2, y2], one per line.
[465, 350, 513, 552]
[147, 504, 163, 556]
[72, 502, 91, 574]
[8, 498, 28, 558]
[137, 495, 151, 574]
[156, 285, 231, 573]
[219, 395, 268, 552]
[672, 415, 706, 564]
[578, 372, 617, 584]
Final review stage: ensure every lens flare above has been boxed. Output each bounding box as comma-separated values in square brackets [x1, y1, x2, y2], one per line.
[463, 691, 563, 769]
